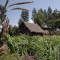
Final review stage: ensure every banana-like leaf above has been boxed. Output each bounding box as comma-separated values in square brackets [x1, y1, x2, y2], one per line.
[12, 8, 29, 11]
[9, 1, 33, 7]
[4, 0, 9, 7]
[2, 34, 16, 53]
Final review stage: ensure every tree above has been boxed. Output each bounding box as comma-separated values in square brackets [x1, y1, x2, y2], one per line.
[18, 18, 23, 26]
[34, 9, 45, 27]
[21, 10, 29, 22]
[8, 24, 13, 36]
[47, 7, 52, 16]
[31, 8, 37, 21]
[38, 8, 43, 13]
[55, 19, 60, 29]
[0, 5, 6, 24]
[46, 9, 60, 29]
[43, 9, 47, 23]
[47, 7, 52, 20]
[0, 5, 7, 38]
[12, 25, 17, 35]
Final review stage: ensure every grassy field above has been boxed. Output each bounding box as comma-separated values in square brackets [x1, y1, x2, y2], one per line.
[0, 35, 60, 60]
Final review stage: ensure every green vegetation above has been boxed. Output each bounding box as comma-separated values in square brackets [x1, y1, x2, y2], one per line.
[34, 9, 45, 27]
[32, 7, 60, 30]
[21, 10, 29, 22]
[1, 34, 60, 60]
[31, 8, 37, 20]
[0, 54, 24, 60]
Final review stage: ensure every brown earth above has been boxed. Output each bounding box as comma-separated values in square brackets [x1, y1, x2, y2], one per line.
[24, 55, 36, 60]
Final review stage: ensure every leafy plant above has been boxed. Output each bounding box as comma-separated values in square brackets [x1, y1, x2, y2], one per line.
[2, 34, 16, 53]
[9, 34, 60, 60]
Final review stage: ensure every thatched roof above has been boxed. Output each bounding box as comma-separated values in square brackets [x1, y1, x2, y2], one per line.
[42, 27, 52, 34]
[23, 22, 45, 33]
[44, 30, 49, 34]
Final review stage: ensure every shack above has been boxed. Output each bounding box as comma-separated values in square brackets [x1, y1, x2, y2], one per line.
[19, 21, 45, 35]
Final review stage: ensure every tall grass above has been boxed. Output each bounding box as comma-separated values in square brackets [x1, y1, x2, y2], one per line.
[1, 34, 60, 60]
[10, 35, 60, 60]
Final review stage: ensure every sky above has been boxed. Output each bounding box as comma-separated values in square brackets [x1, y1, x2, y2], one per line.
[0, 0, 60, 26]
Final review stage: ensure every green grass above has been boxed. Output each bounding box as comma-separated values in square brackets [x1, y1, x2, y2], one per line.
[0, 54, 24, 60]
